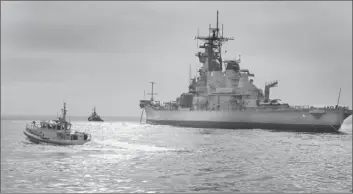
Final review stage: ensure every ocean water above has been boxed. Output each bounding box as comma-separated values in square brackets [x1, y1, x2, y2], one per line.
[1, 117, 352, 193]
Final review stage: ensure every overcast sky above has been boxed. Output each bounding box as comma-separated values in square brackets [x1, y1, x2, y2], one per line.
[1, 1, 352, 117]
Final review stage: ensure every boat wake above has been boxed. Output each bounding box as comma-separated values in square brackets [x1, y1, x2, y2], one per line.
[339, 123, 352, 134]
[20, 121, 192, 156]
[339, 116, 352, 134]
[85, 139, 178, 153]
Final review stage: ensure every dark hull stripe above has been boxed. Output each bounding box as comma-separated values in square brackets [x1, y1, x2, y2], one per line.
[146, 119, 341, 133]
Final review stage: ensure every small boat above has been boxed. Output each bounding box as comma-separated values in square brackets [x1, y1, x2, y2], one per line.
[88, 106, 104, 122]
[23, 102, 91, 145]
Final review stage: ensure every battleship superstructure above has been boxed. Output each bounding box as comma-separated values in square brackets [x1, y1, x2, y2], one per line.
[88, 106, 104, 122]
[139, 11, 352, 133]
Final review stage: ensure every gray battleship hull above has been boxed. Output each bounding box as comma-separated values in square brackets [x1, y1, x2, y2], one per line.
[143, 106, 351, 133]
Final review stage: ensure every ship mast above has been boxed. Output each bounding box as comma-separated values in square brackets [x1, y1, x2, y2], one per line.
[189, 64, 192, 84]
[194, 11, 234, 72]
[62, 102, 67, 140]
[336, 88, 342, 107]
[62, 102, 67, 124]
[147, 81, 157, 101]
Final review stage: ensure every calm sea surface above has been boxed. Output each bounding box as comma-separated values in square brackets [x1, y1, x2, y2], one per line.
[1, 117, 352, 193]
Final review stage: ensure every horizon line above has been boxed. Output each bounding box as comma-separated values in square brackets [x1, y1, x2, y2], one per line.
[1, 114, 140, 118]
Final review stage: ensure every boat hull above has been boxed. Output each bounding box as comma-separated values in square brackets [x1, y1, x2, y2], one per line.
[88, 117, 104, 122]
[146, 119, 341, 133]
[88, 119, 104, 122]
[23, 128, 90, 145]
[143, 106, 351, 133]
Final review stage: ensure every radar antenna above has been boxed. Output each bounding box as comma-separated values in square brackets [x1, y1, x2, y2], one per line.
[194, 11, 234, 72]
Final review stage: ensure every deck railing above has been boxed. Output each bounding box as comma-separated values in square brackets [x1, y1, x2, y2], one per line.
[26, 123, 41, 129]
[148, 104, 350, 112]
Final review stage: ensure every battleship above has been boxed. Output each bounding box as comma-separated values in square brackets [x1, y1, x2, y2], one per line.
[139, 11, 352, 133]
[88, 106, 104, 122]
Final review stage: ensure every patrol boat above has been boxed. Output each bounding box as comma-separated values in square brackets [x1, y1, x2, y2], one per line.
[139, 11, 352, 133]
[24, 102, 91, 145]
[88, 106, 104, 122]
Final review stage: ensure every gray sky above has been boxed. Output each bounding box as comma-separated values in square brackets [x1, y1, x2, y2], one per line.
[1, 1, 352, 116]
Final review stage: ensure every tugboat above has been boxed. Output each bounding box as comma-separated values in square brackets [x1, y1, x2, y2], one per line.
[24, 102, 91, 145]
[139, 11, 352, 133]
[88, 106, 104, 122]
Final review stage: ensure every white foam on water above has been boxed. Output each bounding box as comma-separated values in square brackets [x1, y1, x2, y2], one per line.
[340, 116, 352, 134]
[88, 153, 129, 160]
[340, 124, 352, 134]
[89, 139, 174, 152]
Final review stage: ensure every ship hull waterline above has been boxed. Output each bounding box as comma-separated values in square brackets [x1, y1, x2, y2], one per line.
[88, 120, 104, 122]
[88, 117, 104, 122]
[142, 106, 350, 133]
[146, 119, 341, 133]
[23, 129, 90, 145]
